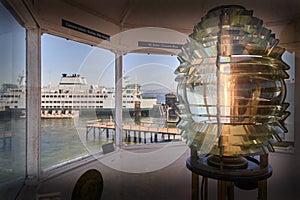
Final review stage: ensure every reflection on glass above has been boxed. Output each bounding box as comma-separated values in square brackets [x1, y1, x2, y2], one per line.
[175, 6, 289, 156]
[0, 2, 26, 198]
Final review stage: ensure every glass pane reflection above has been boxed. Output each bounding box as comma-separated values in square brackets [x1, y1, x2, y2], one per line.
[0, 2, 26, 198]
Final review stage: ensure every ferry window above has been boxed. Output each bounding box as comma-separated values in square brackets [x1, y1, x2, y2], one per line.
[0, 2, 26, 197]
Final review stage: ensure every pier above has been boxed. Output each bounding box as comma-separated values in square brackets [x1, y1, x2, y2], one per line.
[86, 120, 181, 144]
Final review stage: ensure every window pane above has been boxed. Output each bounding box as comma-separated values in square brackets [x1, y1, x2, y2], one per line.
[282, 51, 295, 142]
[41, 34, 115, 169]
[0, 2, 26, 198]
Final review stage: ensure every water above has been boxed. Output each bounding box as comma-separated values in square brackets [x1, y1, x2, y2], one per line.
[41, 113, 171, 169]
[0, 111, 175, 181]
[40, 113, 113, 169]
[41, 118, 89, 169]
[0, 118, 26, 182]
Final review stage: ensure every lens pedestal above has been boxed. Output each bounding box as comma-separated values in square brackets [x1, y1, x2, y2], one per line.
[187, 153, 272, 200]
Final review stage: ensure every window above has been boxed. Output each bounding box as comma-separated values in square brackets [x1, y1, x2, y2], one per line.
[41, 34, 115, 169]
[282, 51, 295, 142]
[0, 2, 26, 197]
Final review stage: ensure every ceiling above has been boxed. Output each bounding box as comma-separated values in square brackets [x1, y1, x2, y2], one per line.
[17, 0, 300, 53]
[62, 0, 300, 33]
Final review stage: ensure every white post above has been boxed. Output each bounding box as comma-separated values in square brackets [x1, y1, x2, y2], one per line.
[115, 52, 123, 147]
[26, 26, 41, 184]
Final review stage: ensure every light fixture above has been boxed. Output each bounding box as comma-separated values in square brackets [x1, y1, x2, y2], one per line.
[175, 5, 290, 199]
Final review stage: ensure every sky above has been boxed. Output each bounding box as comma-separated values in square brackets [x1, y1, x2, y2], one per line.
[41, 34, 179, 92]
[0, 3, 26, 85]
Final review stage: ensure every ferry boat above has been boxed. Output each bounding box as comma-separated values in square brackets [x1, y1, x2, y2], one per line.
[0, 79, 26, 118]
[0, 74, 157, 118]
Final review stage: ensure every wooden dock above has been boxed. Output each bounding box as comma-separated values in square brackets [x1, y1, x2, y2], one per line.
[86, 120, 181, 144]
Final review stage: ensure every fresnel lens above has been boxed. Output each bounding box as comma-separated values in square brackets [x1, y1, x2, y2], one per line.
[175, 5, 290, 196]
